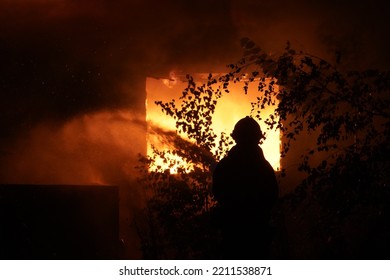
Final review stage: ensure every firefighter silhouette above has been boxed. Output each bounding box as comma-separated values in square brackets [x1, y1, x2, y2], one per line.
[212, 116, 278, 259]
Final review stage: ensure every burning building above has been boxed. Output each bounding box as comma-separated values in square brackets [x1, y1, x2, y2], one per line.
[0, 0, 389, 259]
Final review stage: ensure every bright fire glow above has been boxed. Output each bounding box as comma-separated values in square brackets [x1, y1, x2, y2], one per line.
[146, 74, 281, 173]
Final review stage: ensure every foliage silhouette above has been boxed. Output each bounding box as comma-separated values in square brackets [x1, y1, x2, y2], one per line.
[136, 75, 232, 259]
[231, 38, 390, 258]
[136, 38, 390, 259]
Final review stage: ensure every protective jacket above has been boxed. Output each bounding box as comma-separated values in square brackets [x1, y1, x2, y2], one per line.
[212, 143, 278, 259]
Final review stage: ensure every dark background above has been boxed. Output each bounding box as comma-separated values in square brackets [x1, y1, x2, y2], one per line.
[0, 0, 389, 258]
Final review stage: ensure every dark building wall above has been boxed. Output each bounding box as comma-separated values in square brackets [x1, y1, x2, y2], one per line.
[0, 184, 119, 260]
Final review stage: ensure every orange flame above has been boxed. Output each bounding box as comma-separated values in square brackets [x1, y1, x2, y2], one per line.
[146, 74, 280, 173]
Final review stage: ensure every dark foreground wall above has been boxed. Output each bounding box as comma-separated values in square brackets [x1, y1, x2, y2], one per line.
[0, 184, 119, 259]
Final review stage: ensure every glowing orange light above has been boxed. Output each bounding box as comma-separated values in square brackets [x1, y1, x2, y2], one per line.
[146, 74, 281, 173]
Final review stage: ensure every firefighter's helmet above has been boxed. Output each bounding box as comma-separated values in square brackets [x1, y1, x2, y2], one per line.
[231, 116, 263, 144]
